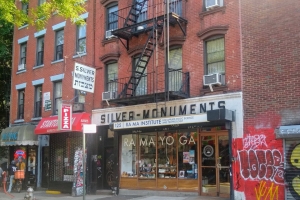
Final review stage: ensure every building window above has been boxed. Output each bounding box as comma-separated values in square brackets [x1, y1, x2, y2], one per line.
[22, 2, 29, 15]
[38, 0, 46, 6]
[77, 23, 86, 53]
[74, 90, 85, 103]
[36, 36, 44, 66]
[107, 4, 118, 31]
[34, 85, 42, 118]
[133, 56, 147, 96]
[53, 81, 62, 115]
[169, 47, 182, 91]
[205, 37, 225, 75]
[205, 0, 224, 11]
[169, 0, 182, 16]
[20, 42, 27, 65]
[136, 0, 148, 23]
[18, 89, 25, 119]
[55, 29, 64, 60]
[106, 62, 118, 93]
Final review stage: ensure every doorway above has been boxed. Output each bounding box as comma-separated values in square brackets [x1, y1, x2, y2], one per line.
[200, 132, 230, 197]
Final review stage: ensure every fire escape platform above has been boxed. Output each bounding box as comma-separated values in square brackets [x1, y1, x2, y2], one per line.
[112, 12, 187, 40]
[108, 91, 189, 106]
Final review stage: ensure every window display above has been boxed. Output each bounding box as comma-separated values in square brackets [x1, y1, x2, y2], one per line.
[139, 133, 156, 178]
[121, 134, 137, 177]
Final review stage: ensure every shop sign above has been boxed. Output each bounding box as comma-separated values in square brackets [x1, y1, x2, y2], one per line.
[276, 125, 300, 138]
[203, 145, 214, 157]
[113, 114, 207, 130]
[14, 149, 26, 159]
[1, 132, 18, 141]
[123, 134, 196, 147]
[44, 100, 51, 111]
[72, 62, 96, 93]
[58, 104, 72, 131]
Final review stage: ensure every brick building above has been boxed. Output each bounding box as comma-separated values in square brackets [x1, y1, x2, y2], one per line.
[1, 0, 297, 199]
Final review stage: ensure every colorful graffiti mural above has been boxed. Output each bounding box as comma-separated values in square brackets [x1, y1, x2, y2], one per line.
[233, 123, 284, 200]
[285, 142, 300, 199]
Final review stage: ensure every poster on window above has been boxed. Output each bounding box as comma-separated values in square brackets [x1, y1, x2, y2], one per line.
[72, 148, 83, 196]
[183, 152, 189, 163]
[189, 150, 195, 164]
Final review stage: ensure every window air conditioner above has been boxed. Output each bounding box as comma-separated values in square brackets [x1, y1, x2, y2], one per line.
[72, 103, 84, 112]
[205, 0, 222, 10]
[105, 30, 115, 39]
[102, 91, 116, 101]
[203, 73, 225, 86]
[18, 63, 25, 71]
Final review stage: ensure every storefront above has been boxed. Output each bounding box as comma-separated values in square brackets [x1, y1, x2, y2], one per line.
[34, 112, 91, 193]
[276, 125, 300, 200]
[92, 92, 243, 198]
[0, 124, 39, 190]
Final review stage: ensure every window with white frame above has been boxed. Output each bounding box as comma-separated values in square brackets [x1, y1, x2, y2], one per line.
[34, 85, 42, 118]
[205, 0, 224, 11]
[18, 89, 25, 119]
[169, 47, 182, 91]
[205, 37, 225, 75]
[36, 36, 44, 66]
[19, 42, 27, 69]
[77, 22, 86, 53]
[38, 0, 46, 6]
[53, 81, 62, 115]
[107, 4, 118, 34]
[106, 62, 118, 92]
[55, 29, 64, 60]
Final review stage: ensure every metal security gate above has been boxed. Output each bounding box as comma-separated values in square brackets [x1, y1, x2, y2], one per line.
[49, 132, 82, 192]
[285, 139, 300, 200]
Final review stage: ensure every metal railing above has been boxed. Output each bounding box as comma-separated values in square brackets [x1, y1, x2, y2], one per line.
[112, 0, 185, 29]
[116, 69, 189, 98]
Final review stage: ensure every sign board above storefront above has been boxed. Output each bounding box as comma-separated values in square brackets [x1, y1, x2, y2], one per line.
[0, 125, 38, 146]
[83, 124, 96, 134]
[112, 114, 207, 130]
[276, 125, 300, 138]
[72, 62, 96, 93]
[58, 104, 72, 131]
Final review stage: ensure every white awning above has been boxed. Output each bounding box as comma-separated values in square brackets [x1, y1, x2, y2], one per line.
[0, 125, 38, 146]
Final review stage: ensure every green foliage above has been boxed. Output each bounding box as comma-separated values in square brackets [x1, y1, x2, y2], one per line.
[0, 0, 87, 30]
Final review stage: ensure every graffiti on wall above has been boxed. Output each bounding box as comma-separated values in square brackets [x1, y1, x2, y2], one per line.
[254, 181, 279, 200]
[238, 134, 284, 185]
[285, 143, 300, 199]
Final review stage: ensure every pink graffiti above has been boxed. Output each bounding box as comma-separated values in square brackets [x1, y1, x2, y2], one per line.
[243, 134, 267, 149]
[238, 149, 284, 184]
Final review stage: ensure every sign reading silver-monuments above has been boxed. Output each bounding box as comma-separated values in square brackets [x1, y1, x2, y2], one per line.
[72, 62, 96, 93]
[113, 114, 207, 130]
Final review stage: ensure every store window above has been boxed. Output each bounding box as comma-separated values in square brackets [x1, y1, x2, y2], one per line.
[121, 134, 137, 177]
[139, 133, 156, 178]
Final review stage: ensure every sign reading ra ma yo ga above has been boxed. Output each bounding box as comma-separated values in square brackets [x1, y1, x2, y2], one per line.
[72, 62, 96, 93]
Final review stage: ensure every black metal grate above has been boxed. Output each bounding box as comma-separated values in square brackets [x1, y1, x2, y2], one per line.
[49, 132, 82, 182]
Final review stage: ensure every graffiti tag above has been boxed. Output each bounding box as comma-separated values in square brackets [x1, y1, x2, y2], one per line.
[255, 181, 278, 200]
[243, 134, 267, 150]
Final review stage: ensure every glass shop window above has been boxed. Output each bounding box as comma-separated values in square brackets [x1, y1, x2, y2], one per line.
[121, 134, 137, 177]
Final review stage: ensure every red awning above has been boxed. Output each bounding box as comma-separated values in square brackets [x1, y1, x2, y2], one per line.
[34, 113, 91, 134]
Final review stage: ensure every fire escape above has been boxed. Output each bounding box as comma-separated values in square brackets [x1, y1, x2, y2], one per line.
[110, 0, 189, 105]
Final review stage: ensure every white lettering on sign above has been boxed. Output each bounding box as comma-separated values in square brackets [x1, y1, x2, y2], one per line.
[60, 104, 72, 131]
[114, 114, 207, 130]
[73, 62, 96, 93]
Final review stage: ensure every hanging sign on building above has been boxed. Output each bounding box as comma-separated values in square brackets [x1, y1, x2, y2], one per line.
[58, 104, 72, 131]
[72, 62, 96, 93]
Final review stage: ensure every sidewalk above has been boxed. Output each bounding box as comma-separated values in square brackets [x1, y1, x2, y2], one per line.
[0, 189, 230, 200]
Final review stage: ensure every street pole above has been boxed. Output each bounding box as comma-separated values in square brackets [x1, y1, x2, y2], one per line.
[83, 132, 86, 200]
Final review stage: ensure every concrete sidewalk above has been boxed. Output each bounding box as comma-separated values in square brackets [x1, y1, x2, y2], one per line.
[0, 189, 229, 200]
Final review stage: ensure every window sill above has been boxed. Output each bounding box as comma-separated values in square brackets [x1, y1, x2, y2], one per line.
[16, 69, 26, 74]
[31, 117, 42, 121]
[33, 64, 44, 69]
[18, 24, 29, 30]
[199, 6, 226, 19]
[200, 85, 228, 96]
[14, 119, 25, 123]
[73, 53, 87, 58]
[51, 59, 64, 64]
[102, 37, 118, 46]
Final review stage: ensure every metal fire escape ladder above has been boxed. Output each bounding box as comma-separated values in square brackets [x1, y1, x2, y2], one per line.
[120, 23, 163, 98]
[123, 0, 148, 28]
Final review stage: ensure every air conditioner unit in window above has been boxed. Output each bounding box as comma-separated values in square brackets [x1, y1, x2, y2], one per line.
[203, 73, 225, 86]
[18, 63, 25, 71]
[105, 30, 115, 39]
[73, 103, 84, 112]
[102, 91, 117, 101]
[205, 0, 222, 10]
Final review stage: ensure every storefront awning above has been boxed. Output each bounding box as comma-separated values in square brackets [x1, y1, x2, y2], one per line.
[34, 113, 91, 135]
[0, 125, 38, 146]
[275, 125, 300, 138]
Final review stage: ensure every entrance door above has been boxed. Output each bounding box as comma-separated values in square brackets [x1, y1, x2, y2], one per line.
[200, 132, 230, 197]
